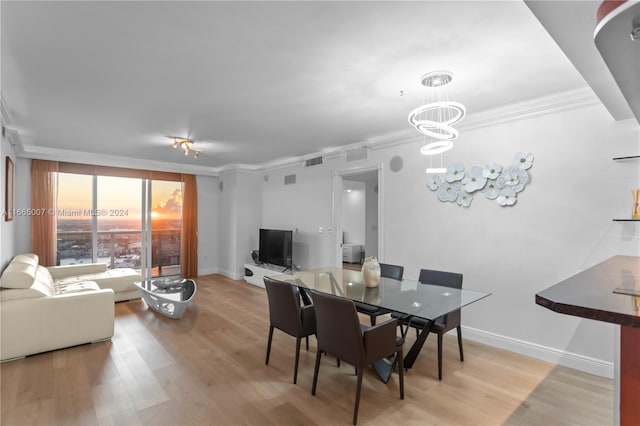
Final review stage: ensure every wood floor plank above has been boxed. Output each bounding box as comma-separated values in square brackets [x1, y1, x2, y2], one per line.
[1, 273, 613, 425]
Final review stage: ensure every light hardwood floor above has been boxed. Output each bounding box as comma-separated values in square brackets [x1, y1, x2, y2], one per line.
[1, 274, 613, 425]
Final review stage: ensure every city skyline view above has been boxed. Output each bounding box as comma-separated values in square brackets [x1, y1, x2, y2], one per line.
[57, 173, 183, 223]
[55, 173, 183, 275]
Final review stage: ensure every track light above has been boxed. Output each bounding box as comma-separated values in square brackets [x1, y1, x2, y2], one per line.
[168, 137, 201, 159]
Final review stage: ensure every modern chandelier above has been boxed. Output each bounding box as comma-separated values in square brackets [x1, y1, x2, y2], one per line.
[170, 137, 201, 159]
[408, 71, 466, 173]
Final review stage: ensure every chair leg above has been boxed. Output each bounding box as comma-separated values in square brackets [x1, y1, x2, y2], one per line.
[312, 349, 322, 395]
[437, 333, 443, 380]
[353, 365, 364, 425]
[265, 325, 274, 365]
[399, 323, 406, 339]
[457, 326, 464, 362]
[294, 337, 301, 384]
[305, 335, 309, 351]
[397, 349, 404, 400]
[370, 314, 376, 326]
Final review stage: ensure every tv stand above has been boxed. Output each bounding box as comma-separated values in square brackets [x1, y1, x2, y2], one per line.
[244, 263, 292, 288]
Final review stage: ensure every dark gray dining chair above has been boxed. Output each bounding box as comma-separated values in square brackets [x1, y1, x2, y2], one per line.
[354, 263, 404, 325]
[393, 268, 463, 380]
[264, 277, 316, 384]
[311, 290, 404, 425]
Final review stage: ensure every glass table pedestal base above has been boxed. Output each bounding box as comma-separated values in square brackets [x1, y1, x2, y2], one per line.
[136, 278, 196, 319]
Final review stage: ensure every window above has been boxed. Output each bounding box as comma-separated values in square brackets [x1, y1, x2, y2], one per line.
[56, 173, 93, 266]
[56, 171, 183, 277]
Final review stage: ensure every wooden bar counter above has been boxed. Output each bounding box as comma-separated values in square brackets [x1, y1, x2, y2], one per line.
[536, 255, 640, 426]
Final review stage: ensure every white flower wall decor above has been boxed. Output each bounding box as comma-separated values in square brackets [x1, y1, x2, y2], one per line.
[425, 152, 534, 208]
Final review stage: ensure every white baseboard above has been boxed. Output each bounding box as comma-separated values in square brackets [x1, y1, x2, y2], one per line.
[462, 326, 613, 379]
[217, 269, 244, 280]
[198, 267, 218, 276]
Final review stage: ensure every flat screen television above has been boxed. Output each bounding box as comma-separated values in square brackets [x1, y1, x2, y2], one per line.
[259, 229, 293, 270]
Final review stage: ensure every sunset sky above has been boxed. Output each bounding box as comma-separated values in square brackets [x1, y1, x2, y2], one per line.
[57, 173, 182, 221]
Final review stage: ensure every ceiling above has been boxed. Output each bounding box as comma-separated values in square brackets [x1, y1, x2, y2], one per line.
[0, 1, 623, 174]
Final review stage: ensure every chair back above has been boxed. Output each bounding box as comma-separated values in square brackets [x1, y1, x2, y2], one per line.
[264, 277, 304, 337]
[311, 290, 364, 366]
[418, 269, 463, 326]
[379, 263, 404, 281]
[418, 269, 462, 289]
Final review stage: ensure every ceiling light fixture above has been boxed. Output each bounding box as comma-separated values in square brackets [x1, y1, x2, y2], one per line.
[169, 137, 201, 159]
[408, 70, 466, 174]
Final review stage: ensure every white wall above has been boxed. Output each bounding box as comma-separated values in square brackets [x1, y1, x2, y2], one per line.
[197, 174, 219, 275]
[216, 171, 238, 278]
[0, 131, 18, 269]
[364, 180, 378, 257]
[258, 101, 640, 376]
[342, 181, 366, 246]
[384, 105, 638, 373]
[215, 170, 262, 278]
[235, 171, 262, 273]
[14, 158, 31, 256]
[261, 159, 337, 270]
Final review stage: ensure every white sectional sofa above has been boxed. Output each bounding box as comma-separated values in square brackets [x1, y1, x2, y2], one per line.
[0, 253, 142, 361]
[48, 262, 142, 302]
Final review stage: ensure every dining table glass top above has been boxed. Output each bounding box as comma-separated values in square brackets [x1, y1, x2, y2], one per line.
[271, 267, 491, 320]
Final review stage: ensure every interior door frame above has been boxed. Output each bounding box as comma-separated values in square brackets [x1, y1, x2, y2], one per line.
[331, 163, 384, 268]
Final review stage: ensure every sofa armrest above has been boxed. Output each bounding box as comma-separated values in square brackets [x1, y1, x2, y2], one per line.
[47, 263, 108, 280]
[0, 289, 115, 361]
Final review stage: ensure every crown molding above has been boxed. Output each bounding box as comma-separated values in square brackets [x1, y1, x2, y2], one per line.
[0, 94, 12, 126]
[19, 144, 220, 177]
[365, 87, 601, 153]
[1, 94, 25, 153]
[459, 86, 601, 132]
[7, 87, 601, 176]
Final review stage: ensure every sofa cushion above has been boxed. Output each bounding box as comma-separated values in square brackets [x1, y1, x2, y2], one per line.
[11, 253, 39, 267]
[0, 261, 37, 289]
[53, 281, 101, 295]
[55, 268, 140, 293]
[35, 265, 54, 286]
[47, 263, 107, 280]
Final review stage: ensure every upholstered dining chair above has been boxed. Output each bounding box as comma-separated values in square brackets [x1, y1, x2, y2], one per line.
[354, 263, 404, 325]
[264, 277, 316, 384]
[311, 290, 404, 425]
[394, 268, 463, 380]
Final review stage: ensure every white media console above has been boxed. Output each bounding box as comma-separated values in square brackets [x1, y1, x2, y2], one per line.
[243, 263, 292, 288]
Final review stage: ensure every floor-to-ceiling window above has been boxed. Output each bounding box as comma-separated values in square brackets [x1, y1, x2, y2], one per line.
[151, 180, 183, 276]
[56, 169, 182, 277]
[56, 173, 94, 266]
[97, 176, 143, 270]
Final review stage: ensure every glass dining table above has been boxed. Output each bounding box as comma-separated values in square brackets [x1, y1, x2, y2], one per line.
[270, 267, 491, 380]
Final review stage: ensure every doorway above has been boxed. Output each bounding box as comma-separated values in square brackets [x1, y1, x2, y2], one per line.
[332, 165, 383, 268]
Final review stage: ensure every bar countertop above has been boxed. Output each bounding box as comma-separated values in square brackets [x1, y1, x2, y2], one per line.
[536, 255, 640, 328]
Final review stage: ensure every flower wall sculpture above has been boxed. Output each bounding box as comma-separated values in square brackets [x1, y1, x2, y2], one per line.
[426, 152, 534, 208]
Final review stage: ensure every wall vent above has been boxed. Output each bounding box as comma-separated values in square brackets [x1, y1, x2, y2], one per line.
[346, 147, 368, 162]
[305, 156, 323, 167]
[284, 174, 297, 185]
